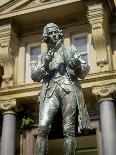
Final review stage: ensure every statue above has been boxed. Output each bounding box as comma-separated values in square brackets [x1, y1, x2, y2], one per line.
[31, 23, 91, 155]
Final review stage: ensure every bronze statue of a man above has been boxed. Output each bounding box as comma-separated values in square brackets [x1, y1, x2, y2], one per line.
[31, 23, 91, 155]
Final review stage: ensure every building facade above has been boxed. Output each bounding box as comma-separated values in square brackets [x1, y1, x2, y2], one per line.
[0, 0, 116, 155]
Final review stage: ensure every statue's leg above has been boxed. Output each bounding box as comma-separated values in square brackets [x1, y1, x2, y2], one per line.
[62, 91, 77, 155]
[36, 95, 59, 155]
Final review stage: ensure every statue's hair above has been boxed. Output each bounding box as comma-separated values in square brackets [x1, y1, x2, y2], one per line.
[42, 23, 63, 43]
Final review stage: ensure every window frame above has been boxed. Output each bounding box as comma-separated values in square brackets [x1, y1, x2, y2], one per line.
[71, 33, 90, 65]
[26, 42, 41, 83]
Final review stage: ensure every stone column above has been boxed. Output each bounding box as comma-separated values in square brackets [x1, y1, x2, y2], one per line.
[0, 99, 17, 155]
[91, 121, 103, 155]
[92, 83, 116, 155]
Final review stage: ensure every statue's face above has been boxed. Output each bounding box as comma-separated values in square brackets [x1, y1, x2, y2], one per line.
[46, 26, 60, 45]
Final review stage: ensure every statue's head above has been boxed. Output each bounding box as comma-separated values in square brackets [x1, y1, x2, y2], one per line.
[42, 23, 63, 45]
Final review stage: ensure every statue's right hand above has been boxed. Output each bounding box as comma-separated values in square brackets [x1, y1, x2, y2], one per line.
[45, 53, 53, 62]
[45, 49, 54, 64]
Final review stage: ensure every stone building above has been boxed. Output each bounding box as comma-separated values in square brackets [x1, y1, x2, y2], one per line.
[0, 0, 116, 155]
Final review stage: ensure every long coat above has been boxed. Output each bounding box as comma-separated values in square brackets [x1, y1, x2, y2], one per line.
[32, 43, 91, 133]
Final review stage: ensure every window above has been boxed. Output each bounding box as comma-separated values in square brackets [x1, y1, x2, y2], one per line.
[26, 43, 41, 83]
[72, 34, 89, 64]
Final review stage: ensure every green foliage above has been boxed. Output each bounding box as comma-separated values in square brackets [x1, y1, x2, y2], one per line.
[21, 116, 34, 128]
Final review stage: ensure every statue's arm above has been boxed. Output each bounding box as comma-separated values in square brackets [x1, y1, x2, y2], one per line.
[68, 45, 90, 79]
[31, 54, 48, 82]
[75, 55, 90, 79]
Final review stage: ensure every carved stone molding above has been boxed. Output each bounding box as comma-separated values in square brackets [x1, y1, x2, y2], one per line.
[87, 3, 103, 25]
[0, 23, 19, 87]
[87, 3, 110, 70]
[92, 83, 116, 100]
[0, 0, 53, 15]
[17, 0, 51, 10]
[0, 98, 23, 112]
[0, 99, 16, 112]
[0, 40, 10, 47]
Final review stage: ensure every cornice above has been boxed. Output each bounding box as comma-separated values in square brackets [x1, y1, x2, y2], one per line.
[81, 71, 116, 84]
[0, 71, 115, 100]
[0, 0, 81, 20]
[0, 82, 42, 100]
[0, 0, 30, 14]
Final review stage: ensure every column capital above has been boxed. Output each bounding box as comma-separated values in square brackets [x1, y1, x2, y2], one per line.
[0, 99, 23, 113]
[99, 98, 114, 104]
[92, 83, 116, 100]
